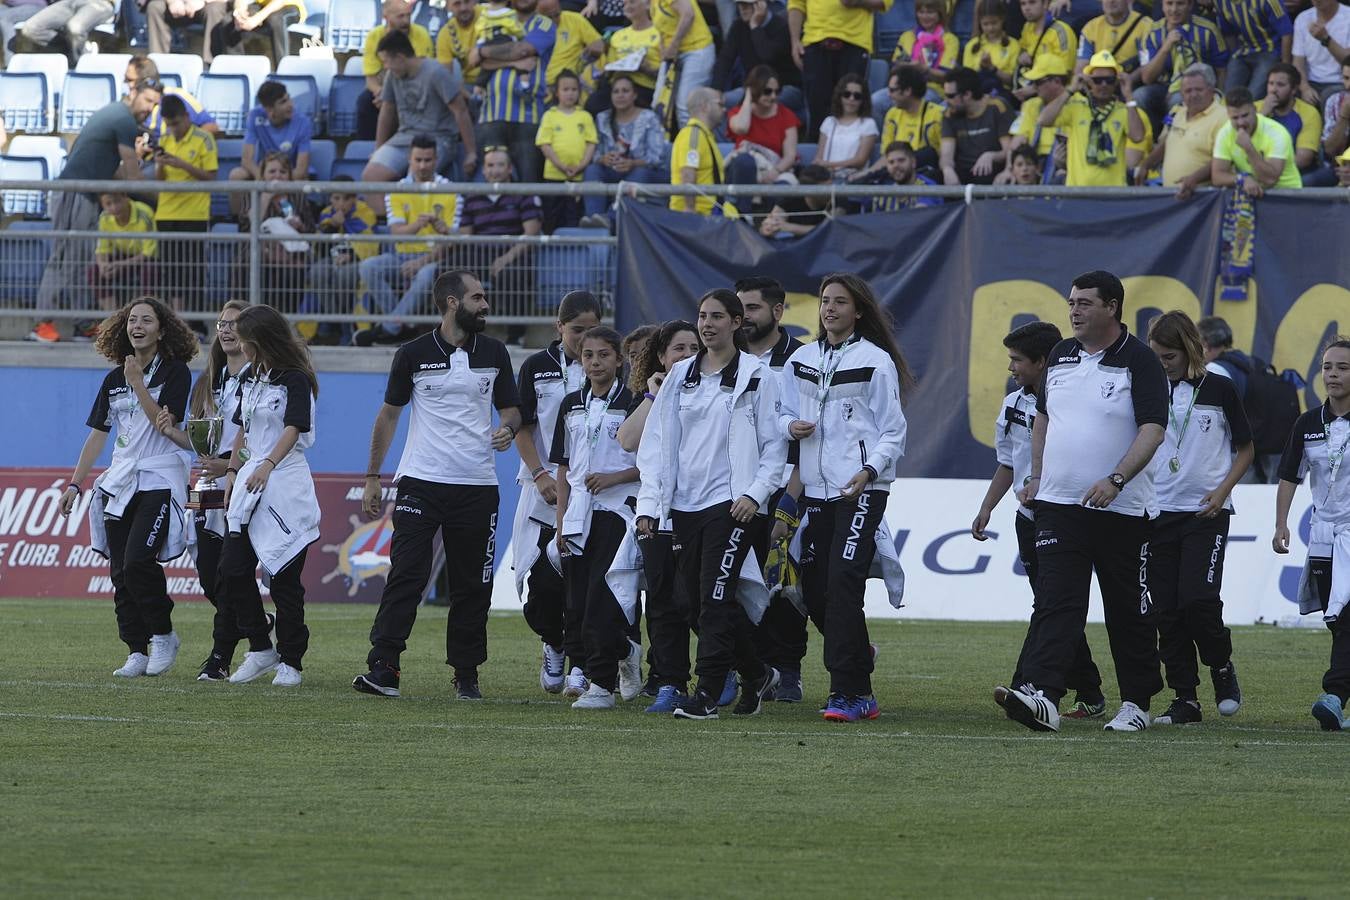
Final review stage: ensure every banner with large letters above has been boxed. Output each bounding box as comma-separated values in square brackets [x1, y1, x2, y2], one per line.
[615, 193, 1350, 478]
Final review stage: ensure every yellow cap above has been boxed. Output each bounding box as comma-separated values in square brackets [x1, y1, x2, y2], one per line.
[1023, 58, 1070, 82]
[1085, 50, 1123, 75]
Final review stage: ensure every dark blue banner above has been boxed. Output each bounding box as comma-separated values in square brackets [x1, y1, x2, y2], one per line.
[615, 194, 1350, 477]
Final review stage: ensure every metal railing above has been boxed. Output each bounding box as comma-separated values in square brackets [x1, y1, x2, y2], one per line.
[0, 178, 1344, 335]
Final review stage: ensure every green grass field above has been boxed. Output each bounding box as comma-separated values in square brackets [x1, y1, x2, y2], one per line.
[1, 597, 1343, 898]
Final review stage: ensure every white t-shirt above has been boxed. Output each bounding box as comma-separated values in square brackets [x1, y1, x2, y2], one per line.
[818, 115, 879, 172]
[671, 369, 734, 512]
[1293, 6, 1350, 85]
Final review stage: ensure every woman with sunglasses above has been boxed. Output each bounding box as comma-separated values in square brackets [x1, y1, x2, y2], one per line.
[726, 65, 801, 186]
[817, 75, 879, 182]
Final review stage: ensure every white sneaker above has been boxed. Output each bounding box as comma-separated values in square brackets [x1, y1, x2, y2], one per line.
[1003, 683, 1060, 732]
[145, 631, 180, 676]
[562, 666, 588, 698]
[114, 652, 149, 678]
[272, 662, 302, 687]
[571, 683, 616, 709]
[229, 648, 280, 683]
[618, 639, 643, 701]
[1103, 701, 1151, 732]
[539, 642, 565, 694]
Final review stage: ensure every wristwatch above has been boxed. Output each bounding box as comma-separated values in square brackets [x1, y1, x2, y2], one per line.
[1108, 473, 1126, 490]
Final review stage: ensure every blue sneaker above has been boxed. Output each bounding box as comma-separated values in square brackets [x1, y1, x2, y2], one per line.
[717, 670, 738, 707]
[644, 684, 686, 713]
[1312, 693, 1346, 731]
[773, 669, 803, 703]
[822, 694, 880, 723]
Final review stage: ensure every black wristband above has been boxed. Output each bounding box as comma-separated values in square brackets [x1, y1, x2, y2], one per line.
[66, 483, 82, 496]
[365, 473, 380, 479]
[227, 466, 239, 475]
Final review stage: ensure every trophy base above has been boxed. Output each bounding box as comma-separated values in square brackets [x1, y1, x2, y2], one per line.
[188, 489, 227, 510]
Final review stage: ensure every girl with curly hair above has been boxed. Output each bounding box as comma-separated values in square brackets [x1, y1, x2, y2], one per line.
[58, 297, 198, 679]
[219, 305, 321, 688]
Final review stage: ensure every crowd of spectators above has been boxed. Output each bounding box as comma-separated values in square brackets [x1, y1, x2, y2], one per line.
[8, 0, 1350, 343]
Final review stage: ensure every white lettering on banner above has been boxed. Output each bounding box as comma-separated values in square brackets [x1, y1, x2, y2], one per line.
[0, 482, 94, 538]
[0, 487, 35, 534]
[9, 541, 60, 566]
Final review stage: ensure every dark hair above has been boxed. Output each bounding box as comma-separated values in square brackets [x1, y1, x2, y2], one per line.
[1196, 315, 1234, 350]
[1003, 321, 1062, 364]
[1226, 86, 1254, 108]
[889, 64, 928, 98]
[257, 80, 287, 109]
[410, 133, 437, 152]
[332, 173, 355, 183]
[128, 56, 157, 80]
[259, 150, 292, 178]
[744, 64, 780, 100]
[234, 305, 318, 397]
[190, 299, 251, 418]
[974, 0, 1007, 27]
[914, 0, 948, 25]
[95, 296, 199, 365]
[632, 319, 698, 392]
[946, 66, 982, 99]
[581, 325, 624, 355]
[798, 164, 830, 185]
[434, 269, 477, 314]
[1268, 61, 1301, 88]
[830, 73, 873, 119]
[622, 324, 657, 355]
[884, 140, 916, 158]
[159, 93, 188, 120]
[1147, 310, 1206, 379]
[607, 74, 639, 145]
[817, 273, 915, 392]
[558, 290, 602, 323]
[1071, 270, 1125, 321]
[735, 275, 786, 307]
[698, 288, 750, 352]
[1324, 336, 1350, 356]
[1010, 144, 1039, 167]
[553, 68, 581, 90]
[377, 29, 416, 58]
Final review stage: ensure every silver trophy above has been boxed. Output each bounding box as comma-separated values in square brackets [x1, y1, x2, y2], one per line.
[185, 417, 226, 509]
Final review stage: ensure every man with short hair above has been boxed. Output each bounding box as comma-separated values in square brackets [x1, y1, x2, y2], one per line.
[32, 77, 162, 341]
[1008, 57, 1070, 167]
[437, 0, 482, 90]
[128, 56, 221, 137]
[353, 270, 522, 701]
[456, 147, 544, 322]
[1211, 85, 1303, 195]
[363, 29, 478, 182]
[357, 137, 460, 346]
[358, 0, 435, 140]
[1075, 0, 1151, 79]
[469, 0, 557, 186]
[228, 81, 313, 211]
[715, 0, 801, 115]
[154, 92, 219, 314]
[1262, 62, 1325, 174]
[1197, 315, 1253, 396]
[1137, 62, 1226, 196]
[1135, 0, 1229, 133]
[670, 87, 733, 216]
[1001, 270, 1168, 734]
[864, 141, 941, 210]
[1322, 61, 1350, 161]
[940, 66, 1014, 185]
[1292, 0, 1350, 106]
[1038, 50, 1145, 186]
[877, 65, 943, 172]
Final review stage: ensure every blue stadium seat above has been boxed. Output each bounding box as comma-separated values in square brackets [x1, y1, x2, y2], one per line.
[148, 52, 204, 90]
[797, 143, 817, 166]
[330, 158, 366, 180]
[328, 75, 366, 136]
[216, 138, 245, 161]
[159, 73, 182, 89]
[6, 54, 68, 131]
[0, 219, 52, 303]
[277, 56, 338, 126]
[308, 138, 337, 180]
[868, 57, 890, 95]
[874, 2, 916, 58]
[196, 73, 251, 135]
[74, 53, 133, 80]
[265, 74, 321, 129]
[208, 56, 273, 107]
[537, 228, 612, 308]
[951, 0, 975, 42]
[326, 0, 381, 53]
[0, 156, 51, 217]
[59, 73, 117, 132]
[7, 136, 67, 179]
[0, 72, 54, 133]
[343, 139, 376, 159]
[343, 56, 366, 76]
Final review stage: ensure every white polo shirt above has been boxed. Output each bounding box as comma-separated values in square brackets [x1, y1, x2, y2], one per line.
[1279, 403, 1350, 530]
[1152, 374, 1252, 513]
[516, 340, 584, 482]
[384, 330, 520, 486]
[550, 380, 638, 513]
[994, 387, 1038, 521]
[1037, 327, 1169, 517]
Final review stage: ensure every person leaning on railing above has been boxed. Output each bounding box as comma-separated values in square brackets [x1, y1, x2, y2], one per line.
[247, 152, 316, 316]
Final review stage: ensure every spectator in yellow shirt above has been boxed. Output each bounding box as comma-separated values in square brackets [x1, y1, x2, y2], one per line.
[1037, 51, 1143, 187]
[590, 0, 663, 111]
[1134, 62, 1226, 196]
[1006, 57, 1071, 177]
[1211, 86, 1304, 194]
[544, 5, 605, 96]
[437, 0, 483, 99]
[94, 192, 156, 311]
[670, 87, 736, 216]
[1075, 0, 1151, 79]
[863, 65, 943, 179]
[964, 0, 1020, 96]
[154, 94, 218, 312]
[358, 0, 434, 139]
[789, 0, 892, 139]
[1015, 0, 1078, 102]
[536, 70, 599, 231]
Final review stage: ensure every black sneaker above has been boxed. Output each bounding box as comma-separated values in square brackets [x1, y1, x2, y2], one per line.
[454, 675, 482, 700]
[732, 666, 781, 716]
[773, 669, 803, 702]
[353, 659, 401, 697]
[1154, 697, 1202, 725]
[639, 672, 660, 698]
[672, 688, 719, 720]
[1212, 661, 1242, 717]
[196, 654, 230, 682]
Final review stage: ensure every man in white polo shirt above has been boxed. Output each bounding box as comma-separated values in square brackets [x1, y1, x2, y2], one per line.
[1000, 270, 1168, 734]
[353, 270, 522, 701]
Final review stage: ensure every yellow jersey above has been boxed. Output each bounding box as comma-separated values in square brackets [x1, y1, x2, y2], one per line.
[962, 35, 1019, 80]
[670, 118, 722, 215]
[362, 24, 434, 77]
[891, 28, 960, 73]
[1052, 94, 1136, 186]
[880, 100, 943, 155]
[788, 0, 892, 54]
[536, 107, 598, 181]
[605, 25, 662, 90]
[155, 126, 217, 222]
[97, 201, 157, 259]
[1015, 96, 1060, 156]
[474, 4, 526, 46]
[652, 0, 713, 55]
[1019, 17, 1077, 77]
[386, 175, 461, 254]
[1077, 12, 1151, 72]
[547, 10, 602, 89]
[436, 9, 482, 83]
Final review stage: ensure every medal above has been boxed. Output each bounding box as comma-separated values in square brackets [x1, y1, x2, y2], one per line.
[1168, 457, 1180, 474]
[116, 434, 129, 449]
[1166, 376, 1203, 475]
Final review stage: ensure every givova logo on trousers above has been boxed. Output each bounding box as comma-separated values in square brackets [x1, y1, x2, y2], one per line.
[1207, 534, 1224, 584]
[482, 512, 498, 584]
[842, 492, 870, 561]
[712, 526, 745, 600]
[1138, 541, 1153, 615]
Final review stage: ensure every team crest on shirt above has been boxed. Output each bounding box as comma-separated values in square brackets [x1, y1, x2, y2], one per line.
[1100, 381, 1116, 399]
[841, 400, 854, 420]
[607, 420, 621, 439]
[1199, 415, 1212, 432]
[478, 376, 492, 395]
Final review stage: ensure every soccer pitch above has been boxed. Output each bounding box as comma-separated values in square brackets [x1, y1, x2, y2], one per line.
[1, 598, 1340, 898]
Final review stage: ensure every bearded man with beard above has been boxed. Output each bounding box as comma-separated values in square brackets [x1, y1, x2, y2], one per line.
[353, 271, 523, 701]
